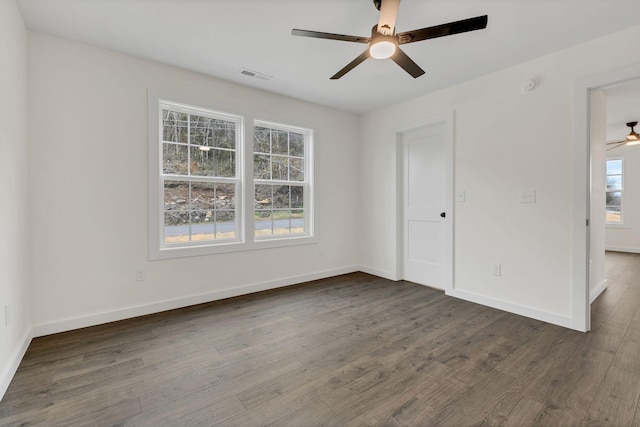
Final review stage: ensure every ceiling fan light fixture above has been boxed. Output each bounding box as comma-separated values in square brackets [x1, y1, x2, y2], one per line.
[626, 136, 640, 145]
[625, 122, 640, 145]
[606, 122, 639, 151]
[370, 39, 396, 59]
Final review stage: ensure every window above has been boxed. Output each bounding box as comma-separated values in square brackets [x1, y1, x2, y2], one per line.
[254, 122, 311, 238]
[160, 101, 241, 246]
[606, 158, 623, 224]
[149, 94, 314, 259]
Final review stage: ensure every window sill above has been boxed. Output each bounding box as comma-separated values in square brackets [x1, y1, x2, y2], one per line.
[606, 223, 629, 230]
[150, 235, 318, 260]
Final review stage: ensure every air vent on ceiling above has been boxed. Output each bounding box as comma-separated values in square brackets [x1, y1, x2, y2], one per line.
[239, 68, 273, 81]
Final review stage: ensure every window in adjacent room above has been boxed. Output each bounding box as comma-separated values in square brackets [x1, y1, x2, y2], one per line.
[606, 158, 623, 224]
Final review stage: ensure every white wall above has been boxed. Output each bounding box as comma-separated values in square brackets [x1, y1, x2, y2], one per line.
[359, 25, 640, 329]
[0, 0, 31, 398]
[606, 143, 640, 253]
[27, 33, 360, 333]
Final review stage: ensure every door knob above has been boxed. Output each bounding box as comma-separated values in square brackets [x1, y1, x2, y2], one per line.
[440, 212, 446, 218]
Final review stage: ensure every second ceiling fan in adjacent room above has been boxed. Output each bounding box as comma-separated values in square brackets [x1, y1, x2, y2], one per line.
[607, 121, 640, 151]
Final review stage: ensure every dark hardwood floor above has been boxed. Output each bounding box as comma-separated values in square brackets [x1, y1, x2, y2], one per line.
[1, 252, 639, 426]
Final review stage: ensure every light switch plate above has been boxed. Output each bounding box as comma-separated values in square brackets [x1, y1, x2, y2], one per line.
[491, 263, 501, 277]
[4, 304, 10, 327]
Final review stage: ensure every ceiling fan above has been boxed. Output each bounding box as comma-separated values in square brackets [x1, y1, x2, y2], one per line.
[607, 121, 640, 151]
[291, 0, 488, 79]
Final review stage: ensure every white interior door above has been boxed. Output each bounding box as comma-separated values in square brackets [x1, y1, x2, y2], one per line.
[401, 122, 449, 288]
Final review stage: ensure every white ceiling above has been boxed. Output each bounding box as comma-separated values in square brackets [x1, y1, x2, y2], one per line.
[605, 81, 640, 144]
[15, 0, 640, 116]
[12, 0, 640, 141]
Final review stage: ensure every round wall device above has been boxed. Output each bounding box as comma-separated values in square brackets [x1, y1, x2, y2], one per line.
[521, 79, 537, 93]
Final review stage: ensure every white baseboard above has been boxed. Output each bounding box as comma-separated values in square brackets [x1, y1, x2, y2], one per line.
[605, 246, 640, 254]
[31, 265, 360, 338]
[590, 279, 608, 304]
[447, 288, 581, 331]
[358, 265, 398, 281]
[0, 328, 33, 402]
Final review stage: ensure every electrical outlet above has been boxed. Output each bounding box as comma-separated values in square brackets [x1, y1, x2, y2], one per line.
[491, 263, 502, 277]
[456, 190, 466, 202]
[520, 189, 536, 203]
[4, 304, 10, 327]
[136, 268, 147, 282]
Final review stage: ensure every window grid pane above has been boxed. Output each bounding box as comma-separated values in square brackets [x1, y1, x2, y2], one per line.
[606, 159, 623, 224]
[161, 102, 240, 246]
[253, 122, 309, 239]
[254, 183, 305, 237]
[163, 179, 237, 244]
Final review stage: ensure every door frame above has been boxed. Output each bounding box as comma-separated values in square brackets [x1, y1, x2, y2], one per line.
[572, 62, 640, 332]
[395, 111, 454, 291]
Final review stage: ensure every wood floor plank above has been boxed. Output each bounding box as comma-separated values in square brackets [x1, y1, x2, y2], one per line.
[1, 253, 639, 426]
[425, 370, 519, 426]
[633, 399, 640, 427]
[137, 348, 302, 412]
[154, 395, 246, 427]
[584, 366, 640, 426]
[442, 335, 517, 386]
[520, 343, 613, 419]
[611, 335, 640, 375]
[474, 395, 545, 427]
[371, 396, 436, 427]
[591, 280, 630, 328]
[411, 361, 468, 411]
[266, 398, 336, 427]
[49, 395, 142, 427]
[495, 322, 567, 378]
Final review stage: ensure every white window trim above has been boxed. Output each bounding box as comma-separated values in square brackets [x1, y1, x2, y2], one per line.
[605, 156, 626, 228]
[148, 90, 316, 260]
[253, 120, 314, 242]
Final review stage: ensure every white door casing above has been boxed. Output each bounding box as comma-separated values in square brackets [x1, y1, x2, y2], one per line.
[573, 63, 640, 332]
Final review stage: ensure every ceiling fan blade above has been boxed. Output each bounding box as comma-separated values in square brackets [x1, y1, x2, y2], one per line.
[606, 140, 627, 145]
[377, 0, 401, 35]
[397, 15, 488, 45]
[330, 50, 371, 79]
[292, 29, 370, 44]
[390, 47, 425, 78]
[607, 142, 627, 151]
